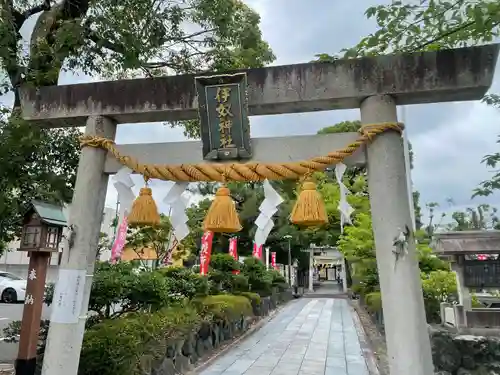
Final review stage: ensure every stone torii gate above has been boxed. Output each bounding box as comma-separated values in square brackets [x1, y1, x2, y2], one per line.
[19, 44, 499, 375]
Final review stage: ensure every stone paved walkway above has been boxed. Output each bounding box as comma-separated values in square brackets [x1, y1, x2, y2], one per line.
[198, 298, 371, 375]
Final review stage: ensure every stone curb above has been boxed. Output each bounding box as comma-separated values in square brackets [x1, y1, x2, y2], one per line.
[190, 301, 292, 375]
[350, 301, 381, 375]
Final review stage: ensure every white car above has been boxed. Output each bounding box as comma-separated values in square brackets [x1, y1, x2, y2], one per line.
[0, 272, 26, 303]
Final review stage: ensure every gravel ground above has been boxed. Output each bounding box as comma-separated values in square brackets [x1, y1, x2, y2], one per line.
[351, 300, 390, 375]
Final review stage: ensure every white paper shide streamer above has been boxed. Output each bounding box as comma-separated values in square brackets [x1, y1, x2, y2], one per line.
[113, 167, 136, 222]
[335, 163, 355, 233]
[163, 182, 190, 242]
[254, 180, 284, 246]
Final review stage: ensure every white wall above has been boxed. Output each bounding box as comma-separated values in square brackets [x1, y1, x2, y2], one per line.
[101, 206, 117, 240]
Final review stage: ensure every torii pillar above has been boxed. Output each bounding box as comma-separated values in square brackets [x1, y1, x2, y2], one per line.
[361, 95, 433, 375]
[41, 116, 116, 375]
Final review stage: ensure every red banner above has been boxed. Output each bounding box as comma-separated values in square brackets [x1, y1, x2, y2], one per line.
[199, 231, 214, 275]
[228, 237, 240, 274]
[252, 242, 263, 259]
[271, 252, 277, 269]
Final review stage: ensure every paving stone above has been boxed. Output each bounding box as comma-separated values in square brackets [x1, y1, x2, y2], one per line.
[325, 366, 348, 375]
[225, 359, 255, 373]
[298, 369, 324, 375]
[299, 362, 325, 372]
[199, 370, 225, 375]
[205, 362, 234, 372]
[196, 299, 371, 375]
[326, 356, 346, 368]
[346, 354, 365, 364]
[243, 365, 275, 375]
[252, 356, 280, 367]
[271, 368, 299, 375]
[346, 361, 369, 375]
[279, 357, 303, 366]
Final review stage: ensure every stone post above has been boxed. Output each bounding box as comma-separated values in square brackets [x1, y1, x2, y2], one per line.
[452, 255, 472, 310]
[309, 250, 314, 292]
[440, 302, 451, 326]
[361, 95, 434, 375]
[41, 116, 116, 375]
[341, 258, 348, 293]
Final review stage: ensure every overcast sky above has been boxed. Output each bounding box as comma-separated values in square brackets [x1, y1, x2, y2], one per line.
[5, 0, 500, 227]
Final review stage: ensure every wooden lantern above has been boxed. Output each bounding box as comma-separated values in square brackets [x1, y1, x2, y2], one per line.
[19, 200, 66, 253]
[16, 200, 67, 374]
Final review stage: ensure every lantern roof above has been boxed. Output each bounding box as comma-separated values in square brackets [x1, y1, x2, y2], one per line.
[29, 200, 67, 226]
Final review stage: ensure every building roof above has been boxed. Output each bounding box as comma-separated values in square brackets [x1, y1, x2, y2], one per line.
[432, 230, 500, 254]
[31, 200, 67, 226]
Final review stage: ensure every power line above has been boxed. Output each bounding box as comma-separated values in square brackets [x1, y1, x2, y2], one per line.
[366, 0, 496, 54]
[409, 18, 499, 52]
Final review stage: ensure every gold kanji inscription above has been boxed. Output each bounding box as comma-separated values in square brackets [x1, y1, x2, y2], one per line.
[215, 87, 231, 103]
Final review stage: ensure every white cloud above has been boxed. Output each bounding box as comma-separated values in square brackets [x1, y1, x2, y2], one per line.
[411, 99, 500, 221]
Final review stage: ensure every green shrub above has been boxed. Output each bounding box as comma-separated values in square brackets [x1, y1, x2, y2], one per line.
[421, 270, 457, 323]
[471, 293, 485, 308]
[268, 269, 286, 285]
[208, 254, 249, 294]
[158, 266, 210, 299]
[195, 294, 252, 321]
[360, 271, 457, 323]
[44, 283, 54, 306]
[418, 244, 450, 273]
[364, 291, 382, 312]
[47, 262, 175, 323]
[210, 253, 240, 273]
[241, 257, 273, 296]
[208, 269, 232, 293]
[230, 273, 250, 293]
[126, 270, 173, 310]
[237, 291, 261, 306]
[267, 269, 288, 291]
[79, 304, 201, 375]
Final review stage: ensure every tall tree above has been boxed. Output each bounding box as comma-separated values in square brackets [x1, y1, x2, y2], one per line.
[447, 203, 500, 231]
[315, 0, 500, 197]
[0, 0, 274, 247]
[126, 215, 176, 268]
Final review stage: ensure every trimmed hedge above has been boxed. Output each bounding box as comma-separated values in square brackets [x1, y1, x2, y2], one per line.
[78, 295, 252, 375]
[238, 291, 261, 306]
[79, 304, 202, 375]
[195, 294, 253, 320]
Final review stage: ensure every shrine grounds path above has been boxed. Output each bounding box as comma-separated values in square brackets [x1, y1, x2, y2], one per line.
[197, 298, 373, 375]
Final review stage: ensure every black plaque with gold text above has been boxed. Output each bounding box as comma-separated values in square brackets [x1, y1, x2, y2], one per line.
[195, 73, 251, 161]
